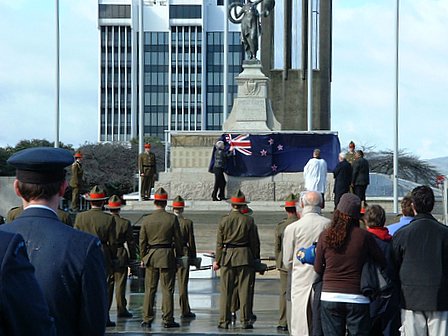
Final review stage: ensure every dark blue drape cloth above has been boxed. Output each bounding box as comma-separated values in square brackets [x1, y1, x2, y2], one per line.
[209, 133, 341, 177]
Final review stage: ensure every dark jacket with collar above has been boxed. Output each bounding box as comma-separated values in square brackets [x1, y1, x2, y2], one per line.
[0, 207, 108, 336]
[392, 213, 448, 310]
[352, 157, 370, 186]
[333, 159, 353, 194]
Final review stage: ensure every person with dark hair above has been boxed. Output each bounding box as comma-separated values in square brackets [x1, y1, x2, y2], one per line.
[213, 190, 259, 329]
[333, 152, 353, 208]
[387, 196, 414, 235]
[211, 140, 231, 201]
[1, 147, 108, 335]
[314, 193, 385, 336]
[0, 231, 56, 335]
[283, 191, 330, 336]
[74, 185, 117, 327]
[351, 150, 370, 207]
[139, 187, 183, 329]
[393, 185, 448, 335]
[363, 205, 400, 336]
[105, 195, 137, 319]
[274, 193, 299, 332]
[170, 195, 197, 320]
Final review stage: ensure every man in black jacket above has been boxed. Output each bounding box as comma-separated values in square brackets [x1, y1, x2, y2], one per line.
[333, 152, 352, 208]
[392, 185, 448, 335]
[351, 150, 370, 206]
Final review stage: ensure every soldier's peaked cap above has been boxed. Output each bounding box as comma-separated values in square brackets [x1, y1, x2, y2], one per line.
[154, 187, 169, 201]
[7, 147, 73, 184]
[84, 185, 109, 201]
[227, 189, 250, 205]
[171, 195, 186, 208]
[281, 193, 299, 208]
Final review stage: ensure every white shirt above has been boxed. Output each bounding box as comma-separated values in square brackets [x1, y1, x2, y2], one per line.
[303, 157, 327, 193]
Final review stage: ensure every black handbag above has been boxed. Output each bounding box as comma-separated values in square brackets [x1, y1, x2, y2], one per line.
[360, 258, 393, 300]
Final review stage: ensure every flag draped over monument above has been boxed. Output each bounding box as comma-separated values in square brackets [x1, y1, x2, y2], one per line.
[209, 133, 340, 177]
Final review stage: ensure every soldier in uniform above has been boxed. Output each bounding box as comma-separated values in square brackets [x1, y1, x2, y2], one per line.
[0, 147, 108, 335]
[140, 187, 183, 329]
[105, 195, 137, 319]
[213, 189, 259, 329]
[7, 205, 73, 226]
[69, 151, 84, 211]
[171, 195, 197, 319]
[274, 193, 299, 332]
[346, 141, 356, 166]
[138, 143, 156, 200]
[74, 185, 117, 327]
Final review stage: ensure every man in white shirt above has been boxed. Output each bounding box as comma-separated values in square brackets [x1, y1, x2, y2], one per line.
[303, 149, 328, 208]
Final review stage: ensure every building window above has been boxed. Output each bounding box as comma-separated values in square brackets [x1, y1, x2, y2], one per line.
[169, 5, 201, 19]
[98, 4, 131, 19]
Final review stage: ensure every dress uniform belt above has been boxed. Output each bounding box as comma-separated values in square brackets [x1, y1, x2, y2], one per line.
[149, 243, 172, 249]
[223, 242, 249, 248]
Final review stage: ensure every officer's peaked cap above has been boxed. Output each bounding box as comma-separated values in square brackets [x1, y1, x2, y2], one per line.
[7, 147, 73, 184]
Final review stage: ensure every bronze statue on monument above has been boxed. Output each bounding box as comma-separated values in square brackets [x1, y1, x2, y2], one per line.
[228, 0, 275, 60]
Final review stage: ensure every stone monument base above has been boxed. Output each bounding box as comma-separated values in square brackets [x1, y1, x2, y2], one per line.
[156, 132, 334, 201]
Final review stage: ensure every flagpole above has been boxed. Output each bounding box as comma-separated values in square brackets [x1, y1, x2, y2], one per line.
[55, 0, 60, 148]
[307, 0, 313, 131]
[138, 0, 144, 201]
[393, 0, 400, 213]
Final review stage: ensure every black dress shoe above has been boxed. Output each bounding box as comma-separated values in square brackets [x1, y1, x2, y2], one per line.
[141, 321, 151, 328]
[250, 314, 257, 322]
[181, 312, 196, 319]
[212, 198, 219, 201]
[241, 324, 253, 329]
[217, 323, 229, 329]
[277, 325, 288, 331]
[106, 320, 116, 327]
[163, 321, 180, 328]
[117, 310, 133, 318]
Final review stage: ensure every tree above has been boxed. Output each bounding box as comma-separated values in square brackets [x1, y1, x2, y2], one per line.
[366, 149, 441, 186]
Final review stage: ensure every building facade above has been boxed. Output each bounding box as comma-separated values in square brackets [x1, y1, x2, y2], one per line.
[98, 0, 242, 142]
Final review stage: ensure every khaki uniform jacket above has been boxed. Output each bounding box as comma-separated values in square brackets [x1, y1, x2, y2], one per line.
[177, 215, 197, 259]
[112, 214, 136, 268]
[69, 161, 83, 188]
[215, 209, 258, 267]
[139, 209, 183, 268]
[74, 208, 116, 270]
[138, 152, 156, 176]
[275, 215, 299, 271]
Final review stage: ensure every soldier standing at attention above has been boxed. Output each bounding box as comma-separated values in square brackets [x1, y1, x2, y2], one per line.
[213, 190, 259, 329]
[74, 185, 117, 327]
[105, 195, 137, 319]
[346, 141, 356, 165]
[1, 147, 108, 335]
[274, 193, 299, 332]
[140, 187, 183, 329]
[138, 143, 156, 200]
[171, 195, 197, 320]
[69, 151, 84, 211]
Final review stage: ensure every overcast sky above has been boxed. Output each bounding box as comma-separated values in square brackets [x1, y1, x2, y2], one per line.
[0, 0, 447, 160]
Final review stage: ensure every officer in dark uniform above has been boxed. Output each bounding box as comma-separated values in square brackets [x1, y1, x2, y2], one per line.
[274, 193, 299, 332]
[213, 189, 259, 329]
[211, 140, 231, 201]
[7, 205, 73, 226]
[0, 230, 56, 335]
[171, 195, 197, 319]
[140, 187, 183, 329]
[138, 143, 156, 200]
[69, 151, 84, 211]
[105, 195, 137, 318]
[0, 147, 108, 335]
[74, 185, 117, 327]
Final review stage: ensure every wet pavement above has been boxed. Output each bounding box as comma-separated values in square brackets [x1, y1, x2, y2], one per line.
[106, 276, 287, 335]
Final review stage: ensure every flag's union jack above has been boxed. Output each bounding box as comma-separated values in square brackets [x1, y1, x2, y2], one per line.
[225, 134, 252, 156]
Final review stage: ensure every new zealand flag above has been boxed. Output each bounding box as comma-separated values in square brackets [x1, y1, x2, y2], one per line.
[209, 133, 340, 177]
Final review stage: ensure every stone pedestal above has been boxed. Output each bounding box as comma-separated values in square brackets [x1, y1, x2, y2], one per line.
[223, 60, 281, 131]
